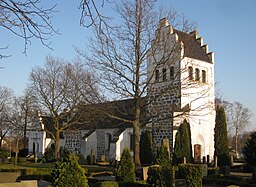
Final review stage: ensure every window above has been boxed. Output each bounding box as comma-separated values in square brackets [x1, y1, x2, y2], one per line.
[155, 69, 159, 82]
[195, 68, 200, 81]
[162, 68, 167, 81]
[188, 66, 193, 80]
[202, 70, 206, 83]
[170, 66, 174, 79]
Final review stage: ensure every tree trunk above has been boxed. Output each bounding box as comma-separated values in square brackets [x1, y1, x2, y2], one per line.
[235, 127, 238, 157]
[23, 112, 28, 149]
[134, 100, 141, 167]
[133, 0, 142, 168]
[55, 130, 60, 160]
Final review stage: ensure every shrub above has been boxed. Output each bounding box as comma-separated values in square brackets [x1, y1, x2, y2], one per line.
[119, 181, 149, 187]
[176, 164, 204, 187]
[154, 144, 170, 166]
[18, 157, 26, 163]
[214, 106, 230, 166]
[17, 168, 53, 182]
[147, 165, 175, 187]
[17, 174, 53, 182]
[96, 181, 119, 187]
[116, 148, 135, 182]
[0, 148, 9, 162]
[76, 153, 85, 160]
[52, 153, 88, 187]
[20, 168, 52, 176]
[242, 131, 256, 181]
[87, 153, 96, 165]
[76, 153, 86, 165]
[9, 157, 15, 163]
[173, 120, 193, 165]
[139, 130, 153, 166]
[44, 146, 56, 162]
[18, 149, 28, 157]
[59, 147, 74, 162]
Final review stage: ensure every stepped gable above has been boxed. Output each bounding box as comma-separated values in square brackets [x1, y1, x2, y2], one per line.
[157, 18, 214, 63]
[174, 29, 212, 63]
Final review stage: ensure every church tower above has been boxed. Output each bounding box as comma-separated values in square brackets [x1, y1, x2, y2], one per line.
[147, 18, 215, 160]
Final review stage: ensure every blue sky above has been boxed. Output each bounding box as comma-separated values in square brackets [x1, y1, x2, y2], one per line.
[0, 0, 255, 130]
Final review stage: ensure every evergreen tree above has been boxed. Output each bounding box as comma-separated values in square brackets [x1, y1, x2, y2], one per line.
[154, 143, 170, 166]
[214, 106, 230, 166]
[52, 153, 88, 187]
[242, 131, 256, 180]
[184, 120, 193, 163]
[140, 130, 153, 165]
[116, 147, 135, 182]
[172, 119, 193, 165]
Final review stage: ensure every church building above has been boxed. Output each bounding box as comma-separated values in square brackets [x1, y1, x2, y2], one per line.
[28, 18, 215, 162]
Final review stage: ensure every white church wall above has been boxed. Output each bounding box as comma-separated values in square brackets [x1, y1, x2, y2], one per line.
[28, 131, 44, 157]
[81, 131, 97, 159]
[179, 57, 215, 159]
[113, 128, 133, 161]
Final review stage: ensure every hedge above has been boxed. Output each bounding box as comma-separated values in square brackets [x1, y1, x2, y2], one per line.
[147, 165, 175, 187]
[20, 168, 52, 176]
[18, 157, 26, 164]
[119, 181, 149, 187]
[95, 181, 119, 187]
[176, 164, 204, 187]
[203, 176, 256, 187]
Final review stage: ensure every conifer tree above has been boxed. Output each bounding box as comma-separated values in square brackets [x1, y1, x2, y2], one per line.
[116, 147, 136, 182]
[242, 131, 256, 180]
[154, 143, 170, 166]
[52, 153, 88, 187]
[140, 130, 153, 165]
[173, 119, 193, 165]
[214, 106, 230, 166]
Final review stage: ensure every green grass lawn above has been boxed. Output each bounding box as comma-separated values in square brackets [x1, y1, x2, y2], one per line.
[0, 161, 55, 170]
[0, 161, 115, 175]
[0, 161, 115, 184]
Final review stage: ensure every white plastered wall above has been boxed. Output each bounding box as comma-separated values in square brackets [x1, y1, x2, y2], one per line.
[110, 128, 133, 161]
[179, 57, 215, 159]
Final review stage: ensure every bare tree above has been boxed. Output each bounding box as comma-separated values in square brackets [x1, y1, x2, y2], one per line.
[226, 101, 252, 156]
[0, 0, 58, 58]
[0, 86, 14, 148]
[28, 56, 99, 159]
[77, 0, 205, 167]
[16, 90, 39, 149]
[78, 0, 112, 30]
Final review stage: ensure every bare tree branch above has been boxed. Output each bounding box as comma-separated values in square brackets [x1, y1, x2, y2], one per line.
[0, 0, 59, 57]
[28, 56, 100, 159]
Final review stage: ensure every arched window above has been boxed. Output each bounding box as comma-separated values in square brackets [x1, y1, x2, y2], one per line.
[162, 68, 167, 81]
[195, 68, 200, 81]
[155, 69, 159, 82]
[188, 66, 193, 80]
[202, 70, 206, 83]
[170, 66, 174, 79]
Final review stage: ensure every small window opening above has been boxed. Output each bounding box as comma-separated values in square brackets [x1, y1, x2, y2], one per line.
[162, 68, 167, 81]
[170, 66, 174, 79]
[155, 69, 159, 82]
[188, 66, 193, 80]
[202, 70, 206, 83]
[195, 68, 200, 81]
